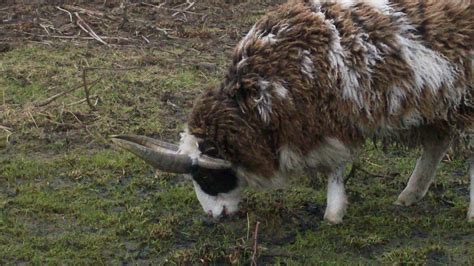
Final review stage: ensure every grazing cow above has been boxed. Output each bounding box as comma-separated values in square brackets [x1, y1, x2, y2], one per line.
[112, 0, 473, 223]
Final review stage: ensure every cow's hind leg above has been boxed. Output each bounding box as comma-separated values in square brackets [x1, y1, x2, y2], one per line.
[395, 133, 451, 206]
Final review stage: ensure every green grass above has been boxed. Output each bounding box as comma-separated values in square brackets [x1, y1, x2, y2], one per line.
[1, 4, 473, 264]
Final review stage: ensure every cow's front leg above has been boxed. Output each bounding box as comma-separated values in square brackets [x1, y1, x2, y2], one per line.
[324, 166, 348, 224]
[395, 133, 451, 206]
[468, 155, 473, 222]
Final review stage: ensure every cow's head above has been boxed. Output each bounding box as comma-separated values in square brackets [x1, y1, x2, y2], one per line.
[111, 132, 244, 219]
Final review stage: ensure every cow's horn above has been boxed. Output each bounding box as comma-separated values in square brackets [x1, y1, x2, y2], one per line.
[110, 135, 193, 173]
[110, 135, 232, 172]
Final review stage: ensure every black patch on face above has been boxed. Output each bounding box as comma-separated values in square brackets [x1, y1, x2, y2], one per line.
[190, 140, 238, 196]
[190, 166, 238, 196]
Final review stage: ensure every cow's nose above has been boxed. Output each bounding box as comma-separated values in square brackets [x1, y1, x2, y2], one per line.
[207, 207, 228, 219]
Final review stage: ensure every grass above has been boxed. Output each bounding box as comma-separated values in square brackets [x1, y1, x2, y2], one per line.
[1, 1, 473, 264]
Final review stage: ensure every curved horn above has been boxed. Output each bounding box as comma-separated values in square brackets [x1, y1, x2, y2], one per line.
[110, 134, 233, 172]
[197, 156, 232, 170]
[111, 134, 179, 151]
[110, 135, 192, 173]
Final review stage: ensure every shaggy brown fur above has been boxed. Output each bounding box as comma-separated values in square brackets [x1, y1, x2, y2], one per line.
[187, 0, 473, 180]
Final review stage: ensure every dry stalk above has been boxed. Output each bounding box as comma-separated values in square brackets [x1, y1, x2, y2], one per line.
[74, 12, 108, 45]
[56, 6, 73, 22]
[67, 95, 96, 107]
[64, 5, 105, 18]
[0, 125, 12, 133]
[81, 68, 97, 111]
[251, 221, 261, 266]
[34, 78, 101, 107]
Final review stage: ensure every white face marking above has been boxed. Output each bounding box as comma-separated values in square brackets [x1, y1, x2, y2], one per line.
[177, 129, 242, 218]
[192, 181, 242, 218]
[178, 128, 201, 160]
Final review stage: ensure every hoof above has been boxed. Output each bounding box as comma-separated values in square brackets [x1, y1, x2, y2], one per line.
[324, 209, 345, 225]
[395, 190, 423, 206]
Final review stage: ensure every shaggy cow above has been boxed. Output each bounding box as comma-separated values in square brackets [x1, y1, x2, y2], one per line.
[112, 0, 473, 224]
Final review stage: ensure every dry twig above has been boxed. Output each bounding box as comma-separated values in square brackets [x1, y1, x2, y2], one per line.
[56, 6, 73, 22]
[27, 111, 39, 128]
[16, 31, 134, 43]
[67, 95, 96, 107]
[81, 68, 97, 111]
[348, 164, 399, 180]
[74, 12, 108, 45]
[34, 78, 100, 107]
[251, 221, 260, 266]
[0, 125, 12, 133]
[64, 5, 105, 18]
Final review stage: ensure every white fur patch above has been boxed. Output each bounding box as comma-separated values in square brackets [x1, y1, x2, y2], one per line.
[258, 32, 277, 45]
[327, 177, 346, 209]
[274, 82, 288, 99]
[178, 128, 201, 160]
[311, 0, 389, 10]
[301, 50, 315, 80]
[254, 80, 288, 124]
[387, 86, 406, 114]
[241, 138, 351, 190]
[279, 146, 305, 172]
[237, 24, 278, 51]
[362, 0, 390, 10]
[255, 80, 273, 124]
[354, 33, 382, 66]
[321, 13, 366, 109]
[325, 166, 348, 223]
[192, 181, 241, 218]
[396, 35, 458, 97]
[236, 23, 279, 71]
[306, 137, 352, 169]
[238, 24, 257, 53]
[279, 138, 352, 172]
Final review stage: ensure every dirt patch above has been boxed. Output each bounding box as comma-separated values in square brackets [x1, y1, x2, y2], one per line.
[1, 1, 281, 52]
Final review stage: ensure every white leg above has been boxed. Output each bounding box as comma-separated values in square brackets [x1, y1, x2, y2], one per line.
[324, 166, 347, 224]
[395, 135, 451, 206]
[468, 156, 474, 222]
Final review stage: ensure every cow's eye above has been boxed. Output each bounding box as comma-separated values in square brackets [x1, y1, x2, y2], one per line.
[199, 141, 219, 157]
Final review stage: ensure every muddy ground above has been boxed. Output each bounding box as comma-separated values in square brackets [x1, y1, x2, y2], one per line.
[0, 0, 473, 264]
